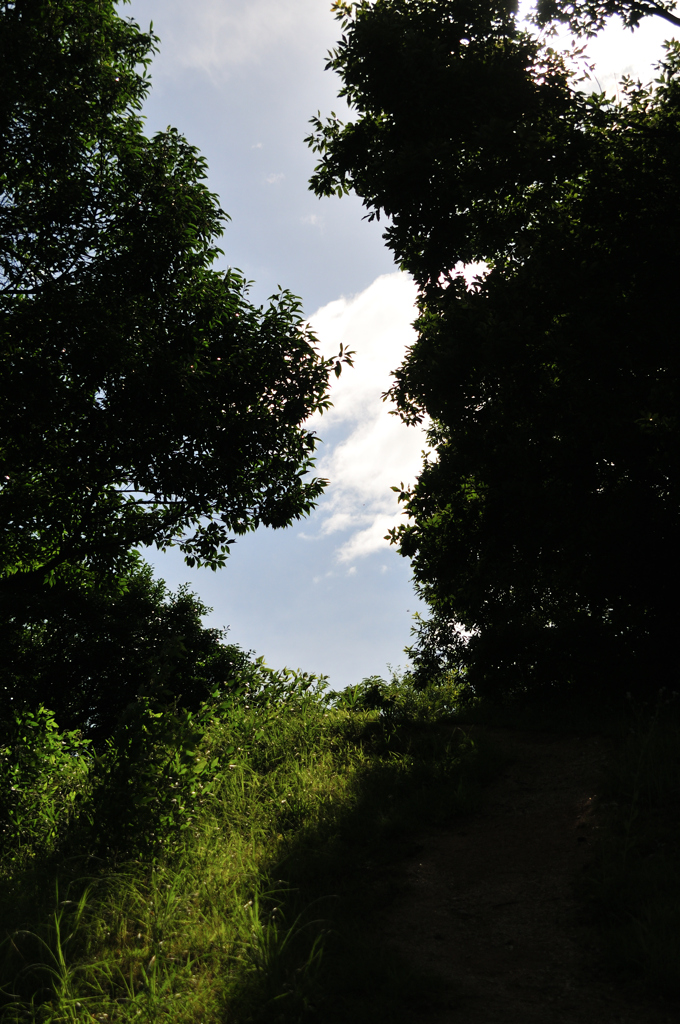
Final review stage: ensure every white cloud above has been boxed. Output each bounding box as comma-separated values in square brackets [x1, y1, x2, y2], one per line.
[265, 172, 284, 185]
[305, 273, 426, 561]
[336, 514, 408, 564]
[309, 272, 420, 426]
[127, 0, 335, 83]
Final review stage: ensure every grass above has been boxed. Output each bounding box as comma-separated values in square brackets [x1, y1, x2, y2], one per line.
[6, 662, 679, 1018]
[0, 668, 496, 1023]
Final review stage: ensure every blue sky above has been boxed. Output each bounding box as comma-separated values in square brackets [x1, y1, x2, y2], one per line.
[122, 0, 672, 689]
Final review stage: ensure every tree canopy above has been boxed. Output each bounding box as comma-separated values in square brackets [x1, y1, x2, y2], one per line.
[1, 0, 349, 614]
[0, 0, 355, 731]
[309, 0, 680, 700]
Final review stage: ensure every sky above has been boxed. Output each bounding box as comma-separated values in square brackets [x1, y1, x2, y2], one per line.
[122, 0, 675, 690]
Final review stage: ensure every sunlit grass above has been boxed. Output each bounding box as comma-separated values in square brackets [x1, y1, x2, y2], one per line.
[1, 670, 485, 1022]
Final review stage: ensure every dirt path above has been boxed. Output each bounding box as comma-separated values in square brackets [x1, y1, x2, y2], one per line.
[378, 730, 676, 1024]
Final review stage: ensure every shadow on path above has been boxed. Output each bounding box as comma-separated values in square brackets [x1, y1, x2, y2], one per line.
[375, 729, 676, 1024]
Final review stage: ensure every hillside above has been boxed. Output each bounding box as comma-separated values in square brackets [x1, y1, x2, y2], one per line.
[2, 673, 679, 1022]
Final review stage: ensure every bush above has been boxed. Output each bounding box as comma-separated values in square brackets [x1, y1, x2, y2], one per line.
[0, 706, 91, 872]
[331, 667, 465, 725]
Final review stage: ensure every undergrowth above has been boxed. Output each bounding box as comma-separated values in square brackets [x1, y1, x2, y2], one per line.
[0, 664, 489, 1022]
[10, 651, 677, 1014]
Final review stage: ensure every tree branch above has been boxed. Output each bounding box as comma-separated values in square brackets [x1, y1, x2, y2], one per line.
[646, 2, 680, 27]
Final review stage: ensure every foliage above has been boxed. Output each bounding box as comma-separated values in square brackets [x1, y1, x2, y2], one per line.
[308, 0, 583, 290]
[309, 0, 680, 700]
[0, 552, 255, 740]
[0, 654, 329, 877]
[89, 658, 332, 856]
[331, 666, 465, 723]
[0, 706, 91, 871]
[0, 0, 351, 625]
[0, 666, 487, 1023]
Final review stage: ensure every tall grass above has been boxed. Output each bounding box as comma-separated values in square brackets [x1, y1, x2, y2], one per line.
[1, 666, 490, 1022]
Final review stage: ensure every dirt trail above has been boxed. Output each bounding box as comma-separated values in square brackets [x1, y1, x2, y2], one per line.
[379, 730, 676, 1024]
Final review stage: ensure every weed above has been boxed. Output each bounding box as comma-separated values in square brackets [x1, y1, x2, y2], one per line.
[1, 667, 489, 1022]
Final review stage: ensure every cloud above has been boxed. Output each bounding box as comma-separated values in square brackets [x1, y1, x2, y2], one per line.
[265, 172, 284, 184]
[308, 272, 419, 426]
[128, 0, 335, 83]
[336, 514, 409, 564]
[304, 273, 427, 561]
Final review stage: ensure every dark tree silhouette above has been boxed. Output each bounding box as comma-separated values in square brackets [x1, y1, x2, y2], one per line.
[309, 0, 680, 700]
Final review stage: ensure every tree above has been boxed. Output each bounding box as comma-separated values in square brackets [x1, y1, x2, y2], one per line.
[308, 0, 680, 700]
[2, 552, 252, 740]
[0, 0, 350, 618]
